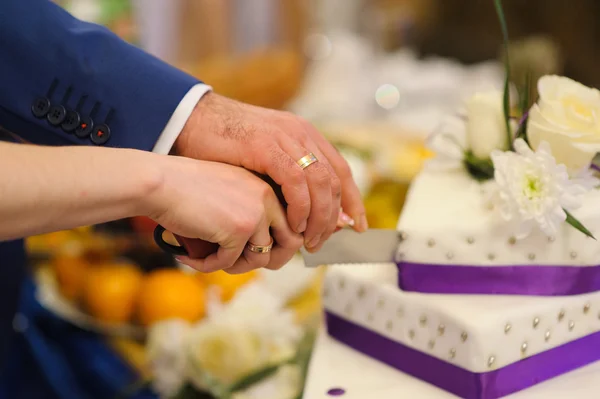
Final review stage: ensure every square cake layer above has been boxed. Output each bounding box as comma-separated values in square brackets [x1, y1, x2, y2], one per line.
[394, 169, 600, 295]
[323, 264, 600, 398]
[398, 169, 600, 266]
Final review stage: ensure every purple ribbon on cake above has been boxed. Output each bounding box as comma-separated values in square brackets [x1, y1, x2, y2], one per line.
[326, 312, 600, 399]
[396, 261, 600, 296]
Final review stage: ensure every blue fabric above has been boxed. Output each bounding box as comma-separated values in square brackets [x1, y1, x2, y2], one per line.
[0, 0, 200, 150]
[0, 240, 26, 373]
[0, 278, 158, 399]
[0, 0, 202, 396]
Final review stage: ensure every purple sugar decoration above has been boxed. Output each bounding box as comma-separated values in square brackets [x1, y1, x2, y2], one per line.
[327, 387, 346, 396]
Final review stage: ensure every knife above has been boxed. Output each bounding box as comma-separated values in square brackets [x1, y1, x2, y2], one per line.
[155, 224, 402, 267]
[300, 228, 402, 268]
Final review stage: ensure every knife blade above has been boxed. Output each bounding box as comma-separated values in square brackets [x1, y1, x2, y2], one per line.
[300, 228, 402, 268]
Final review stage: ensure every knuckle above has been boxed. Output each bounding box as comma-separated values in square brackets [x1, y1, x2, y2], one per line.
[258, 256, 271, 268]
[295, 195, 311, 212]
[313, 165, 332, 188]
[314, 193, 332, 214]
[245, 256, 269, 270]
[330, 175, 342, 197]
[281, 234, 304, 251]
[257, 181, 275, 201]
[259, 143, 286, 172]
[289, 198, 311, 222]
[288, 166, 306, 186]
[292, 234, 305, 249]
[234, 215, 260, 237]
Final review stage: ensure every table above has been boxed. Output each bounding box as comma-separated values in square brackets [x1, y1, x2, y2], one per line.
[303, 329, 600, 399]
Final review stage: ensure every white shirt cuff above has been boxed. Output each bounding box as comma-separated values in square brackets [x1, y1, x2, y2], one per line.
[152, 83, 213, 155]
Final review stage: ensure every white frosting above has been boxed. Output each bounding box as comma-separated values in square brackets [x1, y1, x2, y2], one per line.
[396, 168, 600, 266]
[323, 264, 600, 373]
[304, 329, 600, 399]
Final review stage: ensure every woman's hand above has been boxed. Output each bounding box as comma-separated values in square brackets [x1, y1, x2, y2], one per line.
[0, 142, 301, 274]
[145, 156, 304, 274]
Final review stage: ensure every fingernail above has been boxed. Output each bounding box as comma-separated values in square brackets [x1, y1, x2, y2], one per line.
[297, 220, 307, 233]
[338, 211, 355, 228]
[307, 234, 321, 249]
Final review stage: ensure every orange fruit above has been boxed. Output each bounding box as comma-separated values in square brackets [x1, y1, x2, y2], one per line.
[83, 263, 143, 324]
[137, 269, 205, 327]
[53, 255, 90, 302]
[197, 270, 257, 302]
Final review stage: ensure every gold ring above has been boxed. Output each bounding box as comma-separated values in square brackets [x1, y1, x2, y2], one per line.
[297, 153, 318, 170]
[245, 237, 274, 254]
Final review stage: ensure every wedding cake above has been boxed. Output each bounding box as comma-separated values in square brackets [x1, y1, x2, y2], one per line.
[322, 75, 600, 399]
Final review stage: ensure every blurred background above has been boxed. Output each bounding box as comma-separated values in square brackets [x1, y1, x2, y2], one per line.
[17, 0, 596, 398]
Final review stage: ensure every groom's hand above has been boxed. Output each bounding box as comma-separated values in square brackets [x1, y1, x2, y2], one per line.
[174, 92, 367, 252]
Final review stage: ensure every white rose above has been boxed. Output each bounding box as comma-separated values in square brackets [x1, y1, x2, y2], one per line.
[185, 285, 302, 389]
[527, 75, 600, 172]
[186, 324, 274, 388]
[466, 91, 510, 159]
[146, 320, 192, 398]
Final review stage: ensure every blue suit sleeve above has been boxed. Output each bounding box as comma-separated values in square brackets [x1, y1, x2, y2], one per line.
[0, 0, 200, 151]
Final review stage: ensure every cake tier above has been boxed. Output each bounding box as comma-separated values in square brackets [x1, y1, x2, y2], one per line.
[323, 264, 600, 398]
[304, 331, 600, 399]
[395, 169, 600, 295]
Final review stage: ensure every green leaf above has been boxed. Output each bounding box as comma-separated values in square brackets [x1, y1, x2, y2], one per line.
[229, 364, 282, 393]
[494, 0, 512, 150]
[515, 71, 531, 143]
[519, 71, 532, 116]
[565, 209, 596, 240]
[463, 151, 495, 182]
[293, 330, 318, 399]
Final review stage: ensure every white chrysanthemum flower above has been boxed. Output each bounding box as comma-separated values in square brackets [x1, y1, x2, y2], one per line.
[146, 320, 192, 398]
[489, 138, 597, 238]
[186, 284, 302, 389]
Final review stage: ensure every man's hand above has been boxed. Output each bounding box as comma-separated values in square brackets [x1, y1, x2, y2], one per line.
[174, 92, 367, 252]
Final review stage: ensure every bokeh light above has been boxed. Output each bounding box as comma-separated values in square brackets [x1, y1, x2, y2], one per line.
[375, 84, 401, 109]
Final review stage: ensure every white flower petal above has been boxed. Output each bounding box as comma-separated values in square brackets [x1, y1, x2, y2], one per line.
[490, 139, 593, 239]
[146, 320, 191, 398]
[465, 90, 509, 158]
[185, 283, 303, 389]
[528, 75, 600, 172]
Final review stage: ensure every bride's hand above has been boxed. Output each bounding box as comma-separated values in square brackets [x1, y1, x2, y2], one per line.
[144, 157, 303, 274]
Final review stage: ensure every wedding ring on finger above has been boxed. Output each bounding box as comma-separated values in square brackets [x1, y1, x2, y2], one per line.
[245, 237, 274, 254]
[297, 153, 319, 170]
